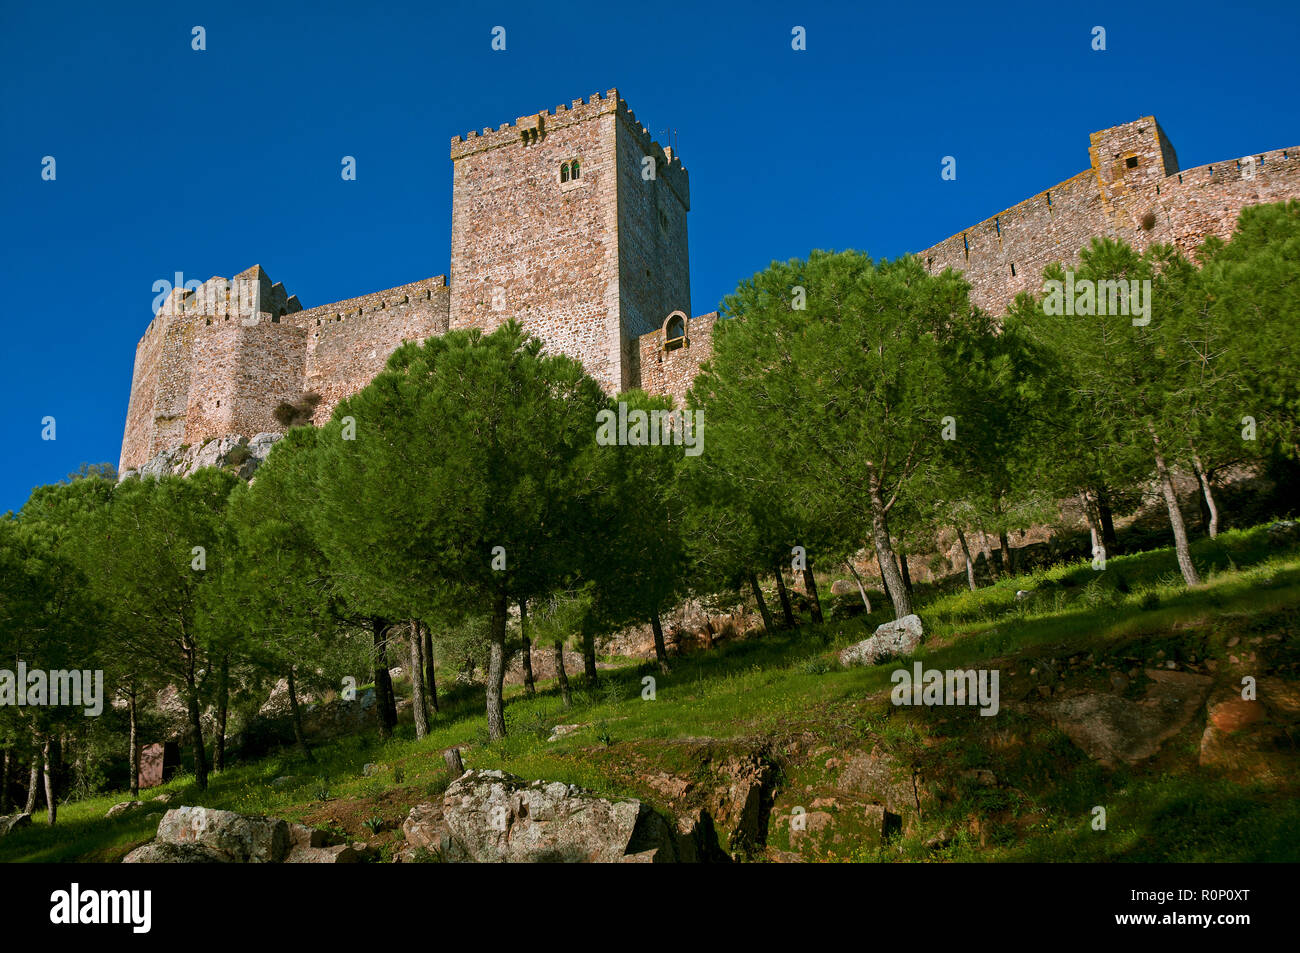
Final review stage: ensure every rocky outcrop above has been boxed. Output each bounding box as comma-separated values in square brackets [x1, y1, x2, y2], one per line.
[713, 753, 777, 853]
[120, 432, 282, 483]
[829, 747, 932, 817]
[1044, 669, 1212, 767]
[1200, 677, 1300, 777]
[441, 770, 676, 863]
[839, 615, 924, 667]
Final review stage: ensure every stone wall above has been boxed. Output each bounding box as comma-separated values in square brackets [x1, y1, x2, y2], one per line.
[295, 277, 450, 423]
[637, 312, 718, 406]
[919, 117, 1300, 314]
[616, 105, 691, 391]
[118, 268, 449, 471]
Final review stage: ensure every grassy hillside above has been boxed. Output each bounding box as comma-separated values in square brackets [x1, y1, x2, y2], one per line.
[4, 523, 1298, 863]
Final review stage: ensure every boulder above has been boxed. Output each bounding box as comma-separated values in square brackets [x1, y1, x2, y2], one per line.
[839, 615, 924, 667]
[106, 801, 145, 819]
[123, 841, 230, 863]
[441, 769, 680, 863]
[829, 580, 857, 596]
[0, 813, 32, 836]
[285, 844, 360, 864]
[155, 806, 291, 863]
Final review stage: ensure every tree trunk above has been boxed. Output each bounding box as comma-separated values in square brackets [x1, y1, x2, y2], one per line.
[772, 561, 796, 628]
[844, 560, 872, 614]
[802, 565, 825, 624]
[1097, 490, 1118, 553]
[582, 624, 599, 688]
[955, 526, 977, 591]
[422, 622, 439, 714]
[999, 531, 1013, 576]
[554, 639, 572, 710]
[899, 552, 914, 595]
[486, 588, 509, 741]
[0, 748, 9, 813]
[748, 571, 775, 636]
[214, 653, 229, 773]
[42, 737, 56, 826]
[519, 600, 536, 696]
[372, 617, 395, 739]
[408, 622, 429, 739]
[976, 527, 999, 581]
[1079, 491, 1106, 568]
[870, 481, 912, 617]
[286, 666, 313, 762]
[649, 607, 670, 674]
[25, 744, 41, 814]
[1192, 451, 1220, 538]
[1151, 430, 1201, 586]
[185, 674, 208, 790]
[443, 747, 464, 776]
[128, 689, 139, 798]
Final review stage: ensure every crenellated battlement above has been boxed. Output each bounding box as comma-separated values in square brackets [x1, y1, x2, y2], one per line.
[450, 89, 622, 157]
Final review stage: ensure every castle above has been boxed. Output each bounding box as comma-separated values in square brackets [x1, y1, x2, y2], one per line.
[118, 91, 1299, 474]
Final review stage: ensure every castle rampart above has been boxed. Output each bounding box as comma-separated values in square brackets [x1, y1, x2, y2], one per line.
[919, 117, 1300, 314]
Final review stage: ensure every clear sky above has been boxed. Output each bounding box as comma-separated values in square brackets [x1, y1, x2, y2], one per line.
[2, 0, 1297, 513]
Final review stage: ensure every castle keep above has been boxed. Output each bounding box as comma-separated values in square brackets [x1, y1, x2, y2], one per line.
[118, 95, 1299, 474]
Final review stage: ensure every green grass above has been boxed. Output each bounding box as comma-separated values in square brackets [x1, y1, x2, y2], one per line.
[4, 522, 1298, 863]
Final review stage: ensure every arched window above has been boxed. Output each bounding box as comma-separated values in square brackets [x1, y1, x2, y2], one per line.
[570, 159, 580, 180]
[664, 312, 687, 351]
[560, 162, 570, 183]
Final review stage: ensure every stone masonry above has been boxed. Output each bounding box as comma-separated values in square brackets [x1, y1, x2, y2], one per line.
[919, 117, 1300, 314]
[118, 98, 1300, 473]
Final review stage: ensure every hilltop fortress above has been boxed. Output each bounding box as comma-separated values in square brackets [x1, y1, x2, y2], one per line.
[118, 91, 1299, 474]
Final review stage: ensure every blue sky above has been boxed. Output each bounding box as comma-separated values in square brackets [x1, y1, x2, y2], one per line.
[2, 0, 1297, 513]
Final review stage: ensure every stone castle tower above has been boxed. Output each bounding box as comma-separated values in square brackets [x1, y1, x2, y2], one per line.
[120, 90, 715, 473]
[119, 100, 1299, 475]
[449, 92, 691, 393]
